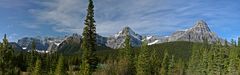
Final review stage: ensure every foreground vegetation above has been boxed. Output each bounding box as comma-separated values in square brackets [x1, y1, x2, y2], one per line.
[1, 33, 240, 75]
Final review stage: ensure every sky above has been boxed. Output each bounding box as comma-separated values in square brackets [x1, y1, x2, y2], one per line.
[0, 0, 240, 42]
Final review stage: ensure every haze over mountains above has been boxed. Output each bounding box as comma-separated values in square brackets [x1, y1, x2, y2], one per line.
[12, 20, 225, 52]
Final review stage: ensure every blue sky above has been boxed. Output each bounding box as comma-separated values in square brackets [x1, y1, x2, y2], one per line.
[0, 0, 240, 42]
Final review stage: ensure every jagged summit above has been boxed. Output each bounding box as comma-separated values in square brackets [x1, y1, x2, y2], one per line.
[115, 26, 139, 37]
[15, 20, 226, 50]
[167, 20, 224, 44]
[190, 20, 211, 32]
[107, 26, 142, 49]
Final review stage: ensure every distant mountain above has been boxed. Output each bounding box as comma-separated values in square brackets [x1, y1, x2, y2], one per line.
[14, 20, 226, 52]
[143, 20, 225, 45]
[106, 27, 142, 49]
[57, 34, 82, 53]
[57, 33, 108, 53]
[167, 20, 224, 43]
[142, 35, 168, 45]
[17, 36, 65, 53]
[10, 42, 23, 51]
[17, 37, 49, 51]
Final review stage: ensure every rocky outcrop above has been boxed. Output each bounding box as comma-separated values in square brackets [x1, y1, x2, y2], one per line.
[167, 20, 224, 43]
[106, 27, 142, 49]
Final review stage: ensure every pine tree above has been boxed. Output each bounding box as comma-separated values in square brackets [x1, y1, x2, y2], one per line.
[54, 55, 66, 75]
[187, 44, 201, 75]
[28, 40, 38, 72]
[80, 0, 98, 74]
[211, 41, 227, 75]
[0, 34, 14, 74]
[228, 47, 238, 75]
[231, 39, 237, 46]
[160, 52, 169, 75]
[136, 41, 150, 75]
[32, 58, 41, 75]
[199, 48, 209, 75]
[123, 33, 135, 75]
[175, 59, 185, 75]
[238, 37, 240, 47]
[149, 49, 161, 74]
[167, 55, 175, 75]
[119, 32, 133, 59]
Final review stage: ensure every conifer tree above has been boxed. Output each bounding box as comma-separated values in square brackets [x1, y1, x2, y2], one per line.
[199, 48, 209, 75]
[175, 59, 185, 75]
[0, 34, 14, 74]
[54, 55, 66, 75]
[231, 39, 237, 46]
[80, 0, 98, 74]
[228, 47, 238, 75]
[187, 44, 201, 75]
[136, 41, 150, 75]
[149, 49, 161, 74]
[238, 37, 240, 47]
[32, 58, 41, 75]
[167, 55, 175, 75]
[119, 32, 132, 59]
[28, 40, 37, 72]
[123, 33, 135, 75]
[160, 52, 169, 75]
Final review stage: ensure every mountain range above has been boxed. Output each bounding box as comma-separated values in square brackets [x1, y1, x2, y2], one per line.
[11, 20, 225, 52]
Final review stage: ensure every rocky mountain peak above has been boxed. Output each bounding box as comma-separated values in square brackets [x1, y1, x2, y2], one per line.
[107, 26, 142, 49]
[190, 20, 211, 32]
[115, 26, 136, 37]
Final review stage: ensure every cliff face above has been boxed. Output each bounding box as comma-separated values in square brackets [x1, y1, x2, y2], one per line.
[167, 20, 224, 43]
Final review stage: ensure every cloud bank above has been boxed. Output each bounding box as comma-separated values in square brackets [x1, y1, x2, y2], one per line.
[31, 0, 240, 38]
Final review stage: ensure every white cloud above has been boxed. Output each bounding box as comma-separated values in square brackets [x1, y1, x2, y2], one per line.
[31, 0, 240, 38]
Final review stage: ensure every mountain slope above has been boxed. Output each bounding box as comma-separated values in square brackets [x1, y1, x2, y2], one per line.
[106, 27, 142, 49]
[167, 20, 224, 43]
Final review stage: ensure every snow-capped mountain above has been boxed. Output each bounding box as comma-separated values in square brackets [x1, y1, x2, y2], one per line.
[17, 37, 49, 51]
[142, 36, 168, 45]
[17, 36, 65, 52]
[15, 20, 226, 51]
[167, 20, 224, 43]
[142, 20, 225, 46]
[106, 27, 142, 49]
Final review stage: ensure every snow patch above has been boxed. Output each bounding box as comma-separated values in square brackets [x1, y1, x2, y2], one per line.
[148, 40, 159, 45]
[22, 47, 27, 50]
[146, 36, 153, 40]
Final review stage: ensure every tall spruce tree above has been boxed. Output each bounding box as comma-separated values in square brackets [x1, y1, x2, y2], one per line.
[238, 37, 240, 47]
[167, 55, 175, 75]
[0, 34, 14, 74]
[123, 33, 135, 75]
[160, 52, 169, 75]
[54, 55, 66, 75]
[32, 58, 41, 75]
[80, 0, 98, 74]
[28, 40, 37, 72]
[136, 41, 150, 75]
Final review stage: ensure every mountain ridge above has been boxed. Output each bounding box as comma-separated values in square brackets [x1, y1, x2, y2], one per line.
[14, 20, 226, 51]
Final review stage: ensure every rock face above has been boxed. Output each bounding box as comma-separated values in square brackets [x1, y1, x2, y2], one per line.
[57, 34, 82, 53]
[143, 36, 168, 45]
[57, 33, 108, 53]
[167, 20, 224, 43]
[45, 37, 65, 52]
[17, 36, 65, 52]
[10, 42, 23, 51]
[106, 27, 142, 49]
[17, 37, 49, 51]
[15, 20, 226, 51]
